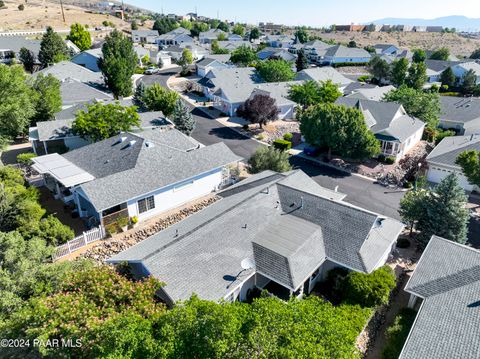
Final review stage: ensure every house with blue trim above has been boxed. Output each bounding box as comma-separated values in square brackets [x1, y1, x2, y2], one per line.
[31, 128, 241, 227]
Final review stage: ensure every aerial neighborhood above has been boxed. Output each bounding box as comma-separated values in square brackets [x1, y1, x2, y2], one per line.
[1, 0, 480, 358]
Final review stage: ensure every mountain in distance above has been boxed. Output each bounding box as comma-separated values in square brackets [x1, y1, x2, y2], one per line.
[367, 15, 480, 32]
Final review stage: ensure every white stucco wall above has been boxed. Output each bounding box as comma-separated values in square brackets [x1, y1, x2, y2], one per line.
[126, 169, 223, 221]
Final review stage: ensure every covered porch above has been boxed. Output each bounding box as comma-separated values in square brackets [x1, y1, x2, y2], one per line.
[378, 137, 404, 162]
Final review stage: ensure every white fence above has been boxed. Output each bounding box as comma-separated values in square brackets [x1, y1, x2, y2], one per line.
[53, 226, 105, 260]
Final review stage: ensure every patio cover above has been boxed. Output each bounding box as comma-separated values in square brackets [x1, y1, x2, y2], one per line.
[32, 153, 94, 188]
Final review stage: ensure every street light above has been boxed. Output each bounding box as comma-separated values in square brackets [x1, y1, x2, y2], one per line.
[414, 162, 422, 191]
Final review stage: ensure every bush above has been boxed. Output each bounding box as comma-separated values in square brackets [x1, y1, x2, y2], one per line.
[130, 216, 138, 224]
[343, 265, 396, 307]
[377, 154, 386, 163]
[117, 217, 129, 229]
[385, 156, 396, 165]
[272, 139, 292, 151]
[105, 223, 119, 236]
[283, 132, 293, 141]
[134, 67, 145, 74]
[396, 237, 411, 248]
[36, 215, 74, 245]
[242, 124, 249, 130]
[18, 4, 24, 10]
[357, 75, 371, 83]
[435, 129, 455, 145]
[248, 146, 292, 174]
[16, 152, 37, 165]
[382, 308, 417, 359]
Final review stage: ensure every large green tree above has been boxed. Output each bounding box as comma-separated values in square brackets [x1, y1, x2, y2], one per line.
[257, 59, 295, 82]
[299, 103, 380, 160]
[406, 61, 428, 89]
[456, 150, 480, 188]
[368, 56, 390, 83]
[248, 146, 292, 173]
[296, 48, 308, 72]
[67, 23, 92, 51]
[249, 27, 260, 41]
[237, 94, 280, 128]
[0, 64, 35, 138]
[72, 102, 140, 142]
[294, 26, 309, 43]
[30, 73, 62, 124]
[390, 58, 409, 87]
[171, 100, 195, 136]
[429, 47, 450, 61]
[383, 85, 440, 128]
[38, 26, 69, 67]
[142, 84, 179, 116]
[152, 17, 177, 34]
[98, 30, 138, 98]
[412, 49, 426, 63]
[230, 45, 257, 66]
[18, 47, 36, 73]
[232, 23, 245, 37]
[289, 80, 342, 109]
[440, 67, 457, 89]
[461, 69, 477, 95]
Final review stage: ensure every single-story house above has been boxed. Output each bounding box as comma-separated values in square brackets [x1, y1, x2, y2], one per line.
[257, 47, 296, 62]
[295, 67, 353, 92]
[132, 30, 159, 44]
[198, 67, 259, 101]
[452, 62, 480, 84]
[0, 36, 41, 64]
[29, 111, 171, 155]
[400, 236, 480, 359]
[157, 28, 194, 46]
[322, 45, 372, 65]
[289, 40, 332, 63]
[437, 96, 480, 135]
[374, 44, 400, 56]
[248, 82, 300, 119]
[199, 28, 227, 44]
[59, 78, 112, 108]
[346, 85, 396, 101]
[148, 50, 172, 67]
[107, 170, 403, 305]
[342, 82, 378, 96]
[336, 98, 425, 162]
[71, 48, 103, 72]
[32, 61, 104, 86]
[425, 60, 464, 83]
[164, 44, 209, 61]
[196, 57, 231, 77]
[32, 128, 241, 227]
[217, 41, 253, 51]
[265, 34, 294, 48]
[426, 135, 480, 192]
[228, 34, 244, 42]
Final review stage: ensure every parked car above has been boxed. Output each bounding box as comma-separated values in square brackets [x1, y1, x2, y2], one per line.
[144, 67, 160, 75]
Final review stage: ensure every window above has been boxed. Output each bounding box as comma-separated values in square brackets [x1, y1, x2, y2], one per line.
[138, 196, 155, 214]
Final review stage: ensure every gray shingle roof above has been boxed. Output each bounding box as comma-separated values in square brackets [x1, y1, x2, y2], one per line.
[347, 85, 396, 101]
[59, 78, 112, 106]
[74, 131, 241, 210]
[0, 36, 41, 55]
[54, 98, 134, 121]
[295, 67, 353, 87]
[439, 96, 480, 124]
[426, 135, 480, 168]
[324, 45, 371, 59]
[108, 170, 403, 302]
[33, 61, 104, 85]
[37, 119, 75, 141]
[401, 236, 480, 359]
[336, 97, 425, 142]
[425, 59, 463, 73]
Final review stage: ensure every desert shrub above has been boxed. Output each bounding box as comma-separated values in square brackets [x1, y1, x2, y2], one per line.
[272, 139, 292, 151]
[382, 308, 417, 359]
[343, 265, 396, 307]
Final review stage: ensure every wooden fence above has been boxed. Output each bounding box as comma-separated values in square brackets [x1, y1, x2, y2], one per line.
[53, 226, 105, 260]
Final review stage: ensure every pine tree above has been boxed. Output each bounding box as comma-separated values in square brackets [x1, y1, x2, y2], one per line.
[133, 82, 146, 109]
[417, 173, 469, 245]
[38, 27, 69, 67]
[296, 49, 308, 72]
[172, 100, 195, 136]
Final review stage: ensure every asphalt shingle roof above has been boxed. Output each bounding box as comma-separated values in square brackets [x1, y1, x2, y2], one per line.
[33, 61, 104, 85]
[426, 135, 480, 168]
[0, 36, 41, 55]
[59, 78, 112, 106]
[439, 96, 480, 124]
[108, 170, 403, 302]
[295, 67, 353, 87]
[401, 236, 480, 359]
[324, 45, 371, 59]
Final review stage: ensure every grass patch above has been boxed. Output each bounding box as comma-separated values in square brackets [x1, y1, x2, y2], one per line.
[381, 307, 417, 359]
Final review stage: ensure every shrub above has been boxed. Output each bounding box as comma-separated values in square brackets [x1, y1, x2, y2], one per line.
[130, 216, 138, 224]
[283, 132, 293, 141]
[134, 67, 145, 74]
[382, 308, 417, 359]
[272, 139, 292, 151]
[105, 223, 118, 236]
[435, 129, 455, 145]
[18, 4, 24, 10]
[385, 156, 396, 165]
[117, 217, 129, 229]
[396, 237, 411, 248]
[35, 215, 74, 245]
[357, 75, 371, 83]
[17, 152, 37, 165]
[248, 146, 292, 174]
[378, 154, 386, 163]
[242, 124, 249, 130]
[343, 265, 396, 307]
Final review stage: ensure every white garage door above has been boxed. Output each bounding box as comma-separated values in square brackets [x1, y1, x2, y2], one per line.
[427, 167, 474, 192]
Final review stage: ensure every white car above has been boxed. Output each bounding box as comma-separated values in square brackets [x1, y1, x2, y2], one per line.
[144, 67, 160, 75]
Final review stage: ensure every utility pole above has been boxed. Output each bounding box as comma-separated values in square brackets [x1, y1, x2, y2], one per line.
[121, 0, 125, 20]
[59, 0, 66, 23]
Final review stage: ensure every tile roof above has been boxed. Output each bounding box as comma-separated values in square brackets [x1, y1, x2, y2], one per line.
[401, 236, 480, 359]
[71, 130, 241, 210]
[108, 170, 403, 302]
[426, 135, 480, 168]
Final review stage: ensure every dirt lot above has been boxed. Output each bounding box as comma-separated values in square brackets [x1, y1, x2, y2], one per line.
[311, 31, 480, 58]
[0, 0, 131, 32]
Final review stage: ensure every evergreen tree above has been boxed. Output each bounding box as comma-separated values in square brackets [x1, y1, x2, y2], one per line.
[133, 82, 146, 109]
[412, 49, 426, 63]
[98, 30, 138, 98]
[389, 58, 409, 87]
[440, 67, 456, 89]
[171, 100, 195, 136]
[296, 49, 308, 72]
[461, 69, 477, 95]
[38, 27, 69, 67]
[417, 173, 469, 245]
[368, 56, 390, 83]
[19, 47, 36, 73]
[248, 146, 292, 174]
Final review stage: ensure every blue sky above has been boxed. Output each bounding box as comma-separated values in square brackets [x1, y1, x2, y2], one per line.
[124, 0, 478, 26]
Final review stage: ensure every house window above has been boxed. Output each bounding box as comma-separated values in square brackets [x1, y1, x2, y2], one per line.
[138, 196, 155, 214]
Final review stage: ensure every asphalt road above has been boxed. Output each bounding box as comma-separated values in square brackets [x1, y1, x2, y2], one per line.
[140, 69, 405, 220]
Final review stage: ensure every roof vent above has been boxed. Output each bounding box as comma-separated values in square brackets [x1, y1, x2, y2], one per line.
[373, 218, 385, 229]
[128, 140, 136, 147]
[145, 141, 154, 148]
[120, 136, 128, 143]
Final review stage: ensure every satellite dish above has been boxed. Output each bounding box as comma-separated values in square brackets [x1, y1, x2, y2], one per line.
[241, 258, 255, 270]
